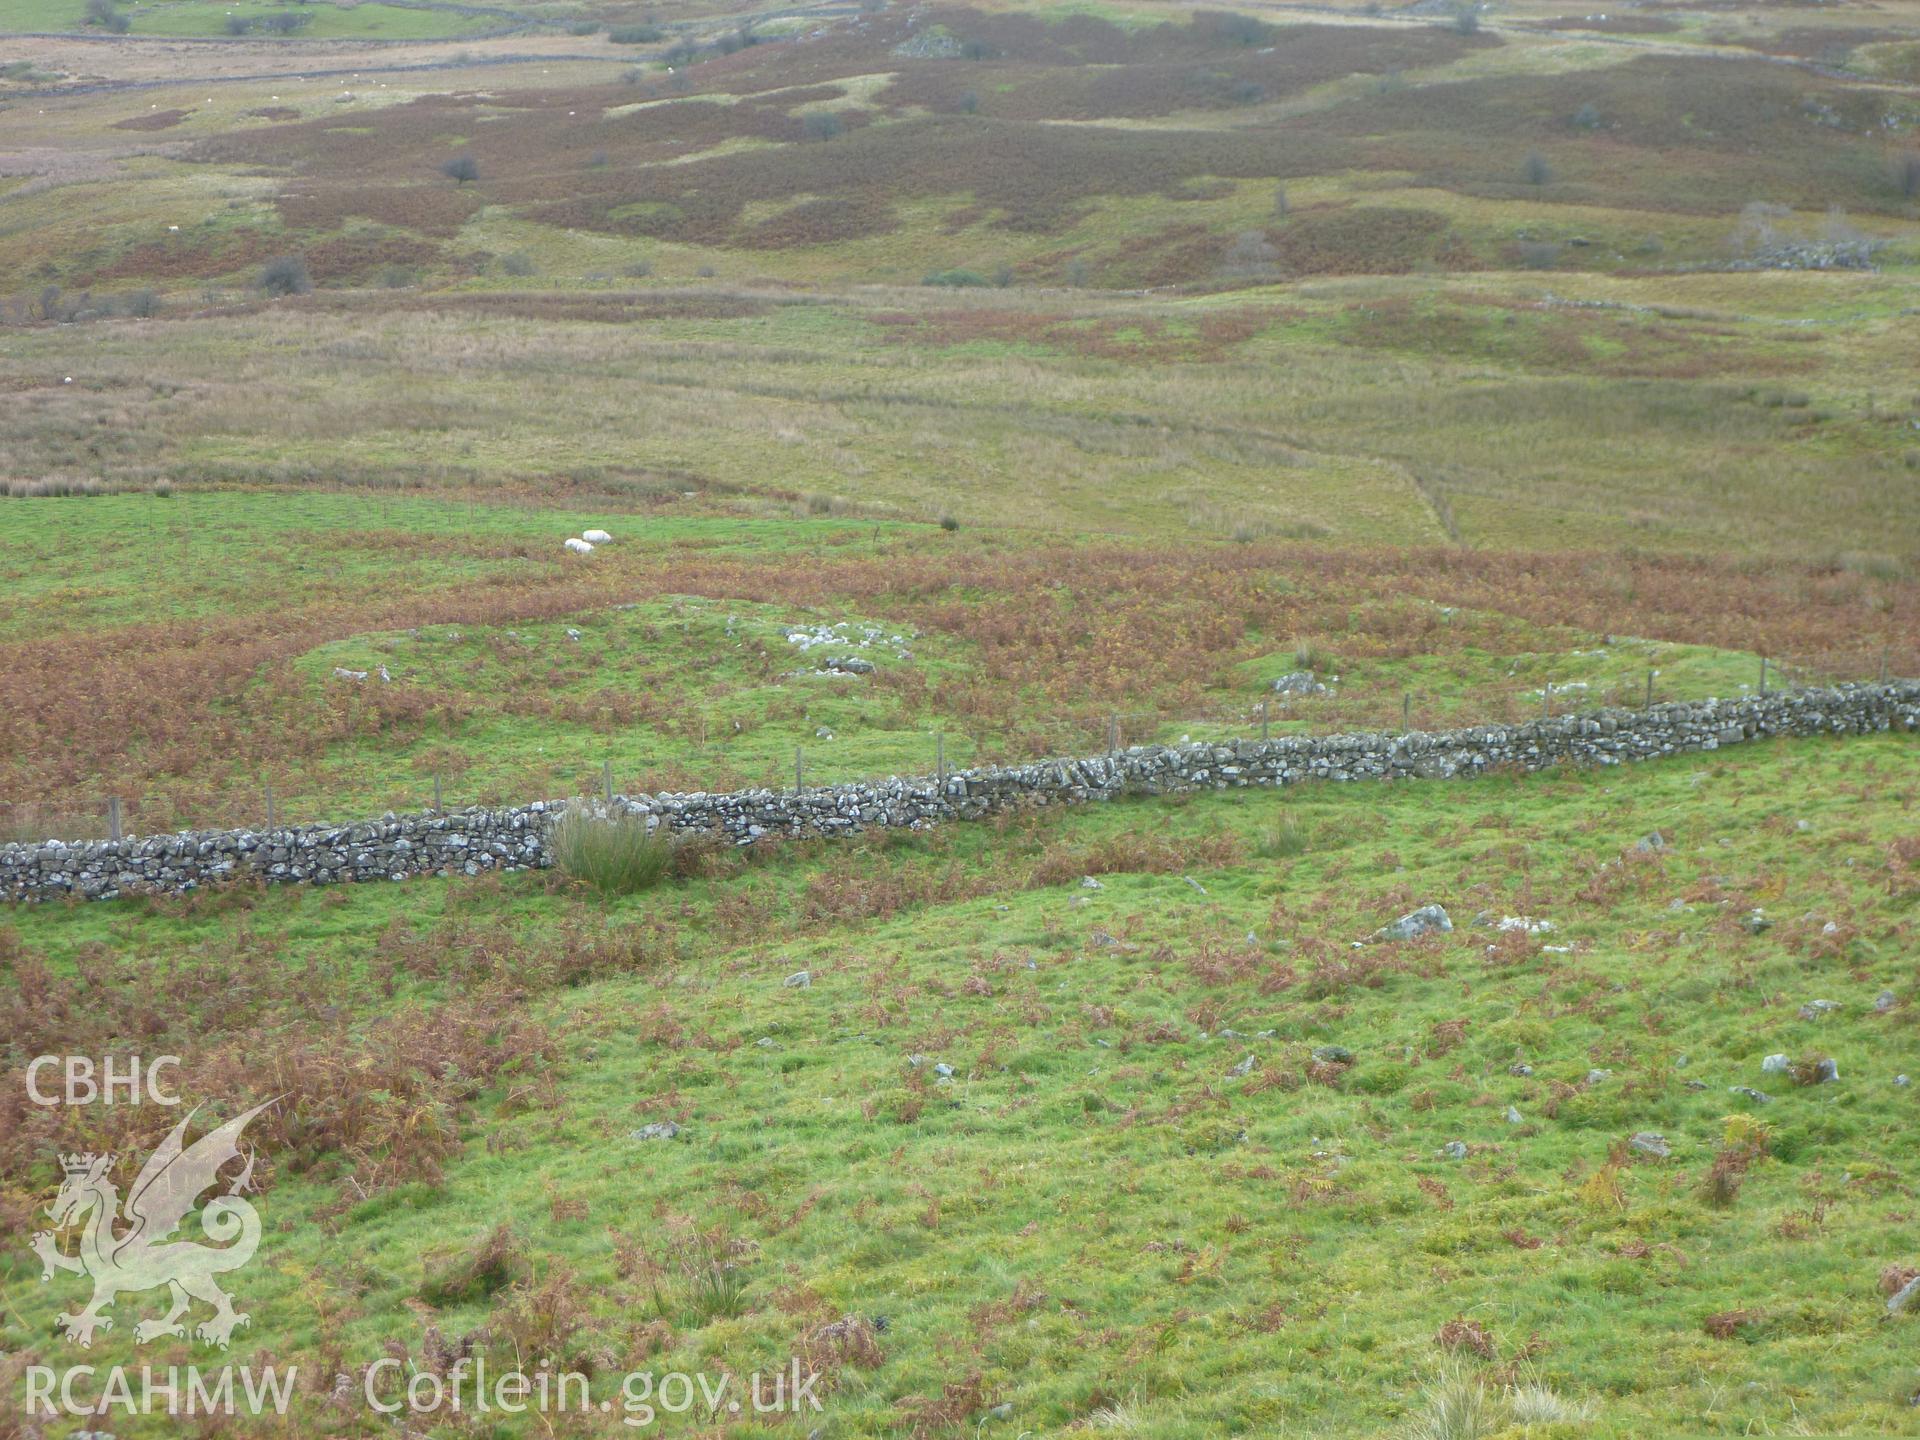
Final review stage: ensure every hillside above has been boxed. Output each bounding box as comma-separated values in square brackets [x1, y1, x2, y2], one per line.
[4, 0, 1920, 1434]
[6, 733, 1920, 1435]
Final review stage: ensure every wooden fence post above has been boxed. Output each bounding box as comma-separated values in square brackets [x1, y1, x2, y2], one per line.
[936, 733, 946, 787]
[603, 759, 615, 807]
[1402, 692, 1411, 731]
[107, 796, 123, 843]
[433, 774, 443, 812]
[1260, 701, 1270, 743]
[1543, 682, 1552, 718]
[795, 747, 805, 795]
[1759, 656, 1768, 695]
[264, 782, 276, 830]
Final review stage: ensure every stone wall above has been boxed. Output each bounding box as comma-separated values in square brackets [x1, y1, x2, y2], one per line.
[5, 682, 1915, 903]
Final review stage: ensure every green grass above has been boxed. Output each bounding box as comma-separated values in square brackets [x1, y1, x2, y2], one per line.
[5, 733, 1919, 1435]
[289, 596, 986, 812]
[0, 0, 500, 38]
[9, 482, 1873, 833]
[0, 491, 887, 642]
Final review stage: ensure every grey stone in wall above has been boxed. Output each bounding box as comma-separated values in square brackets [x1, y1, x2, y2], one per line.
[3, 682, 1915, 903]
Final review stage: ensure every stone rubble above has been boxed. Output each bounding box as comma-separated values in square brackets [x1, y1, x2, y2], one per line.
[1370, 904, 1453, 943]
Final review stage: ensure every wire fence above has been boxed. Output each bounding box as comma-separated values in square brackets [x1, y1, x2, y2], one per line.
[1, 649, 1905, 847]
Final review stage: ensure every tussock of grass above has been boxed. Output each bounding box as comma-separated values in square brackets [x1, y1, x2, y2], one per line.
[548, 807, 674, 895]
[1255, 814, 1313, 858]
[1507, 1379, 1597, 1426]
[679, 1248, 751, 1324]
[419, 1224, 529, 1306]
[1292, 636, 1334, 673]
[1403, 1364, 1502, 1440]
[1403, 1362, 1595, 1440]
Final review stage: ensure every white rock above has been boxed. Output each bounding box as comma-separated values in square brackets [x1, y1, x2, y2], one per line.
[1369, 904, 1452, 943]
[1888, 1274, 1920, 1315]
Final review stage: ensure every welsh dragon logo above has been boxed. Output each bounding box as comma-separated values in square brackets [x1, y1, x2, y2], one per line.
[30, 1100, 276, 1349]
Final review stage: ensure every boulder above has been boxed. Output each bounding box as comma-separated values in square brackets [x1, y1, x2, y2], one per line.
[1369, 904, 1452, 943]
[1270, 670, 1328, 696]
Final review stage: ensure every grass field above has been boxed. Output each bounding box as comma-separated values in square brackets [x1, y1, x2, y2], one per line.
[1, 480, 1913, 836]
[0, 0, 506, 40]
[3, 277, 1917, 556]
[5, 0, 1920, 1433]
[6, 734, 1920, 1436]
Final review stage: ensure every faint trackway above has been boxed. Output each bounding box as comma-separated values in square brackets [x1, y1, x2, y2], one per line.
[1395, 462, 1464, 547]
[444, 347, 1474, 544]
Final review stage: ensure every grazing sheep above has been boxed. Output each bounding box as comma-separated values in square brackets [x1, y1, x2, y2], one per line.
[564, 537, 595, 555]
[582, 528, 613, 544]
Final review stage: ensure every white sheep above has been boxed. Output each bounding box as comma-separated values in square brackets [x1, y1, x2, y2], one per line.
[564, 537, 595, 555]
[582, 528, 613, 544]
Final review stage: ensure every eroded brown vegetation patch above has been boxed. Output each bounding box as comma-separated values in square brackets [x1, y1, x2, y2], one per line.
[109, 108, 191, 132]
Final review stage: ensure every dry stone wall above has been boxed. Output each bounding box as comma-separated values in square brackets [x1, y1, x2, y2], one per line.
[5, 682, 1915, 902]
